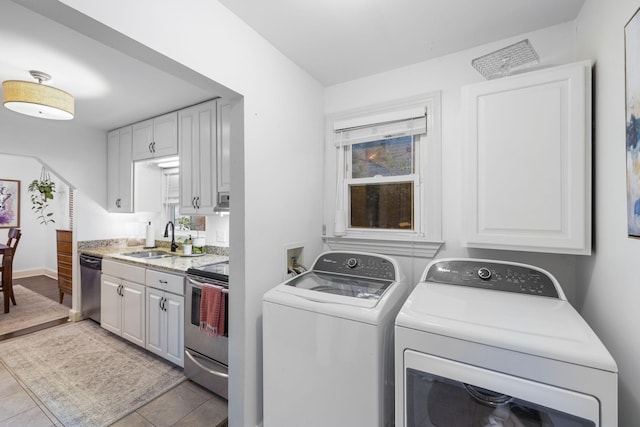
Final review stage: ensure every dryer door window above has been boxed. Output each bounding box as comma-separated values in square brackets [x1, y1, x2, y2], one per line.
[403, 350, 599, 427]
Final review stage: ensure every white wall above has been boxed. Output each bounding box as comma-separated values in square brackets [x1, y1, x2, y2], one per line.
[51, 1, 326, 426]
[0, 108, 144, 242]
[324, 22, 582, 300]
[0, 154, 68, 274]
[574, 0, 640, 424]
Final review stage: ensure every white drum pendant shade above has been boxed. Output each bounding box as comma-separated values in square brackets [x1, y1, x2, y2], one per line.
[2, 73, 74, 120]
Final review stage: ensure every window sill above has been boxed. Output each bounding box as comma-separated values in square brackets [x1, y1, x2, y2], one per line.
[323, 235, 443, 259]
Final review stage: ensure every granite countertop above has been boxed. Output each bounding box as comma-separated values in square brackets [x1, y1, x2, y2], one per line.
[78, 240, 228, 275]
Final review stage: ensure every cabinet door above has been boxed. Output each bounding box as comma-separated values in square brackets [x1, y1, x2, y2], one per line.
[461, 61, 591, 255]
[107, 127, 133, 212]
[121, 280, 146, 347]
[132, 113, 178, 160]
[152, 112, 178, 158]
[179, 101, 217, 214]
[146, 287, 166, 357]
[164, 293, 185, 367]
[100, 275, 122, 335]
[132, 119, 154, 161]
[178, 107, 198, 214]
[217, 101, 231, 193]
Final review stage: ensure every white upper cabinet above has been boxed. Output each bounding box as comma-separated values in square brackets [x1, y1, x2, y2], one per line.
[461, 61, 592, 255]
[217, 101, 231, 194]
[179, 100, 218, 215]
[132, 111, 178, 161]
[107, 126, 134, 213]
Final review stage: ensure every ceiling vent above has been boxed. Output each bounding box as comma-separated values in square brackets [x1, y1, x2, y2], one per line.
[472, 39, 539, 80]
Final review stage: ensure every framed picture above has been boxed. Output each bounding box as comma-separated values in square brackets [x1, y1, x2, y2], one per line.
[626, 7, 640, 236]
[0, 179, 20, 228]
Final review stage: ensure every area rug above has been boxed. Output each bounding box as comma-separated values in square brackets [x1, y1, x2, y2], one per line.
[0, 320, 186, 426]
[0, 284, 69, 335]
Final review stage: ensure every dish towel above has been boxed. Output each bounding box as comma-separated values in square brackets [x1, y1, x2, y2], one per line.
[199, 284, 226, 336]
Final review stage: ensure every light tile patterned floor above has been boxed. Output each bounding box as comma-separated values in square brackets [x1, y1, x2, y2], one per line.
[0, 276, 228, 427]
[0, 361, 227, 427]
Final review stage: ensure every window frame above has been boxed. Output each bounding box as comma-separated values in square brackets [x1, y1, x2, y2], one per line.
[324, 93, 443, 258]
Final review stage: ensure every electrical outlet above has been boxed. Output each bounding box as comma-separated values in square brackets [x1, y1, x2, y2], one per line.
[216, 229, 227, 243]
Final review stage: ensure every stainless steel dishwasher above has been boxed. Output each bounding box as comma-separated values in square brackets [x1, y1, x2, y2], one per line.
[79, 254, 102, 322]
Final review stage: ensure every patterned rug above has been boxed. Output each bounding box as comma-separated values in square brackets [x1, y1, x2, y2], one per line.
[0, 284, 69, 336]
[0, 320, 186, 426]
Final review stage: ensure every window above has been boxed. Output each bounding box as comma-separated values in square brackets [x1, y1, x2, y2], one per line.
[325, 93, 442, 257]
[163, 170, 205, 238]
[348, 136, 416, 230]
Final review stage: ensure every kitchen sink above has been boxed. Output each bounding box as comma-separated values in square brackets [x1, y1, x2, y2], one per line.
[122, 250, 175, 259]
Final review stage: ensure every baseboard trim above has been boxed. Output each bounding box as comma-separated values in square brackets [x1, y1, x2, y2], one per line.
[13, 268, 57, 280]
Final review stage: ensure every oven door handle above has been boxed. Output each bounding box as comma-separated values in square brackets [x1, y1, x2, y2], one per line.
[185, 349, 229, 379]
[188, 277, 229, 294]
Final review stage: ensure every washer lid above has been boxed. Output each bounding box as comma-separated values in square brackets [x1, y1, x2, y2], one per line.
[396, 283, 617, 373]
[279, 271, 394, 308]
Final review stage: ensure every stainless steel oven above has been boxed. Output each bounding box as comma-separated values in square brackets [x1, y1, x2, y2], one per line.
[185, 261, 229, 399]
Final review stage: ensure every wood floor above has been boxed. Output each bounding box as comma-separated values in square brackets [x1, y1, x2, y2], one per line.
[15, 275, 71, 308]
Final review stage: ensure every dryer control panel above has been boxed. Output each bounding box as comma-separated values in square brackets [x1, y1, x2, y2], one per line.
[313, 252, 396, 281]
[424, 259, 559, 298]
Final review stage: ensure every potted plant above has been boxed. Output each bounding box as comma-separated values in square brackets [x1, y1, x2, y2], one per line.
[28, 167, 56, 225]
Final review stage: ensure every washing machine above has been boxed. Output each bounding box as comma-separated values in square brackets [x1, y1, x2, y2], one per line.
[395, 258, 618, 427]
[263, 251, 408, 427]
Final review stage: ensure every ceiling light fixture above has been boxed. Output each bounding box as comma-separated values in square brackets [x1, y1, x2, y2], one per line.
[2, 70, 74, 120]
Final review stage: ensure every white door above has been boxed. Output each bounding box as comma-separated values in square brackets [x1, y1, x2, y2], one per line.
[146, 287, 165, 357]
[132, 119, 154, 160]
[121, 280, 146, 347]
[178, 107, 198, 214]
[151, 112, 178, 158]
[165, 293, 185, 367]
[107, 127, 133, 212]
[100, 275, 121, 335]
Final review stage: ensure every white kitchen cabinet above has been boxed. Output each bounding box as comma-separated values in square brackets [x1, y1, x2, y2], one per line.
[100, 275, 146, 347]
[145, 269, 185, 367]
[100, 260, 146, 347]
[461, 60, 592, 255]
[217, 100, 231, 194]
[179, 100, 218, 214]
[132, 111, 178, 161]
[107, 126, 133, 212]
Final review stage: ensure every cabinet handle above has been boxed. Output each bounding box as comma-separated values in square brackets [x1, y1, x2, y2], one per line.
[159, 280, 168, 284]
[159, 297, 165, 311]
[196, 196, 200, 209]
[116, 198, 121, 208]
[117, 284, 123, 296]
[192, 197, 196, 209]
[151, 141, 156, 153]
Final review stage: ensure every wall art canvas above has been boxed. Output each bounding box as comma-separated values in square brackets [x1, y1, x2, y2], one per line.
[0, 179, 20, 228]
[626, 7, 640, 236]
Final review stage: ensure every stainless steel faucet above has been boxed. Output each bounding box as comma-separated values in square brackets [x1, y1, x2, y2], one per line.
[164, 221, 178, 252]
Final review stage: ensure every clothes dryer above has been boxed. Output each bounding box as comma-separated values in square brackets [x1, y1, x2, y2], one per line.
[263, 251, 408, 427]
[395, 258, 618, 427]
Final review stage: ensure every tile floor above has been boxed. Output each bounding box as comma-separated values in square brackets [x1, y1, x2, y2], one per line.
[0, 276, 228, 427]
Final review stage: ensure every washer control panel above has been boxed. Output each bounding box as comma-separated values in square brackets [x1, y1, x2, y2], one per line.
[424, 259, 559, 298]
[313, 252, 396, 281]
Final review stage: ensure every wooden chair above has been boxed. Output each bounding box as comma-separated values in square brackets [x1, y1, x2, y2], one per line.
[1, 228, 21, 313]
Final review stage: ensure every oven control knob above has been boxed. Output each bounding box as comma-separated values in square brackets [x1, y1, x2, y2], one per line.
[346, 258, 358, 268]
[478, 267, 492, 280]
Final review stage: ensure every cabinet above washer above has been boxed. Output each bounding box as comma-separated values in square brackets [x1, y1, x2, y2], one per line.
[461, 61, 592, 255]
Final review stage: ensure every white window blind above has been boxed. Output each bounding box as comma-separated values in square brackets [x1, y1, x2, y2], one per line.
[333, 107, 427, 145]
